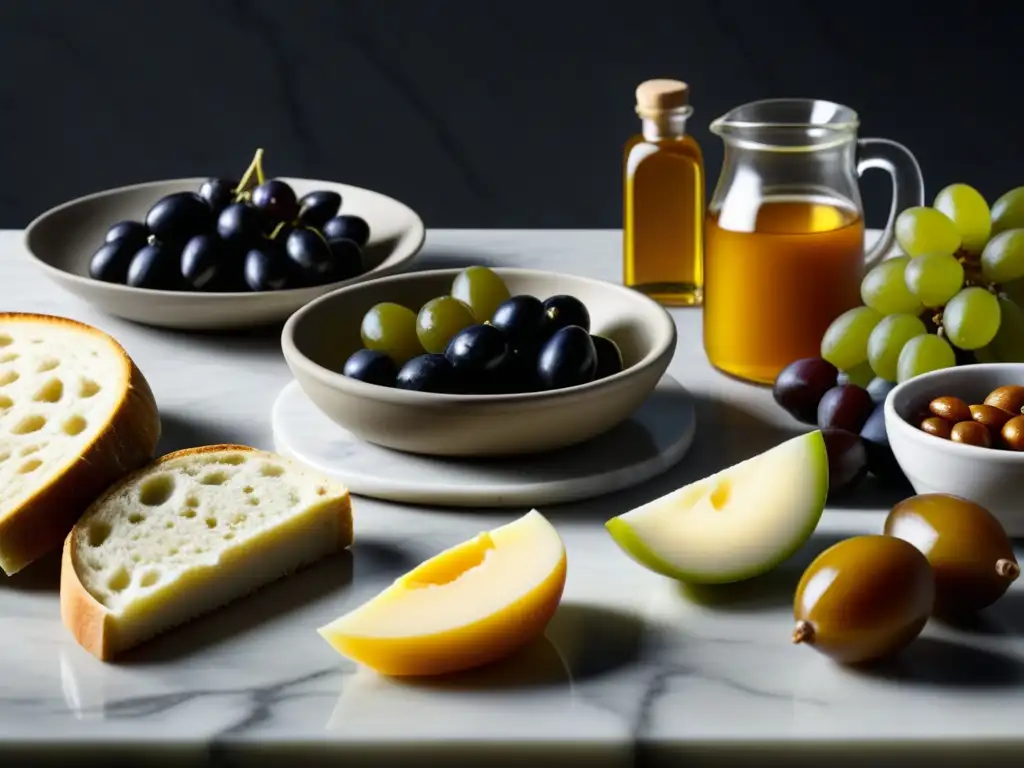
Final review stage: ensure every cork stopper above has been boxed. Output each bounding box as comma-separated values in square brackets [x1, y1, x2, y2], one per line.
[635, 79, 689, 114]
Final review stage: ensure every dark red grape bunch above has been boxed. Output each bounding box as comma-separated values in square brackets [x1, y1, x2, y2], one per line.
[87, 148, 372, 293]
[773, 357, 907, 497]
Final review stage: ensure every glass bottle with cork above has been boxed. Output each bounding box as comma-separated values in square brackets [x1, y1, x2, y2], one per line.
[623, 79, 705, 306]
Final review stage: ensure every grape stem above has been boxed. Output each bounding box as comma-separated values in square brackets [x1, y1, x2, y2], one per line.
[791, 620, 814, 645]
[996, 559, 1020, 581]
[233, 148, 267, 203]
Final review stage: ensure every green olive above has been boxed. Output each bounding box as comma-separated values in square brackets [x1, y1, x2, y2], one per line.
[792, 535, 934, 664]
[884, 494, 1019, 616]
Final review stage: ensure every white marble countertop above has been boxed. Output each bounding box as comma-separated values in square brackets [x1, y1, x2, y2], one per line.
[2, 229, 1023, 767]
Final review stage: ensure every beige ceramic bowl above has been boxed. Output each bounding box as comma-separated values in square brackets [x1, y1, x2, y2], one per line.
[23, 177, 424, 330]
[885, 363, 1024, 535]
[281, 268, 677, 457]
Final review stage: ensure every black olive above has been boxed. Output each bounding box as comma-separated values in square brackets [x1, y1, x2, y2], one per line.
[198, 178, 237, 213]
[488, 345, 540, 394]
[217, 203, 265, 248]
[327, 238, 364, 281]
[592, 335, 623, 379]
[537, 326, 597, 390]
[298, 191, 342, 230]
[144, 192, 213, 244]
[285, 227, 334, 285]
[444, 324, 509, 377]
[244, 242, 297, 291]
[343, 349, 397, 387]
[126, 242, 183, 290]
[89, 240, 139, 284]
[490, 295, 547, 349]
[322, 214, 370, 247]
[180, 234, 228, 291]
[103, 220, 149, 251]
[542, 294, 591, 334]
[396, 354, 459, 393]
[252, 179, 299, 224]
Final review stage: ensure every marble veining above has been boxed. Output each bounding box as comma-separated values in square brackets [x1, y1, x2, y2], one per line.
[1, 229, 1024, 766]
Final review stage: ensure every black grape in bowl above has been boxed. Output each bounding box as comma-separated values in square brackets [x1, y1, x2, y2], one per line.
[299, 191, 342, 229]
[89, 239, 138, 284]
[180, 234, 227, 291]
[104, 221, 149, 250]
[286, 228, 336, 285]
[127, 242, 183, 290]
[81, 149, 375, 296]
[252, 179, 299, 224]
[327, 238, 365, 281]
[322, 214, 371, 247]
[217, 202, 265, 248]
[199, 178, 237, 213]
[244, 241, 297, 292]
[145, 192, 213, 244]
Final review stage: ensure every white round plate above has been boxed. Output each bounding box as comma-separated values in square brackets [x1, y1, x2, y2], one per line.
[271, 374, 696, 508]
[23, 177, 425, 330]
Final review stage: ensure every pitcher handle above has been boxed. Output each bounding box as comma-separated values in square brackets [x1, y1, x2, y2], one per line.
[856, 138, 924, 270]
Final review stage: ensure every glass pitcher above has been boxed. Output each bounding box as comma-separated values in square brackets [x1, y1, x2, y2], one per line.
[703, 99, 923, 384]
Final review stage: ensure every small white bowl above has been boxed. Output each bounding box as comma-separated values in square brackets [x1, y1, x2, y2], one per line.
[23, 177, 424, 331]
[885, 363, 1024, 535]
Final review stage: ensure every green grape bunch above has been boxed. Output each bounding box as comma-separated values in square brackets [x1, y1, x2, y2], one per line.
[821, 183, 1024, 383]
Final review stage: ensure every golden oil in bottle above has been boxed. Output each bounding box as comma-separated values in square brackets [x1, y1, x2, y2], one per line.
[623, 79, 705, 306]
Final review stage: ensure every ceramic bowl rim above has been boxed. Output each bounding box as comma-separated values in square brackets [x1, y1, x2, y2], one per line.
[280, 266, 677, 405]
[884, 362, 1024, 464]
[22, 175, 426, 300]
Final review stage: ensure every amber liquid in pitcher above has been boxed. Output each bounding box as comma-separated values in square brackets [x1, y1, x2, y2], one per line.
[704, 197, 865, 384]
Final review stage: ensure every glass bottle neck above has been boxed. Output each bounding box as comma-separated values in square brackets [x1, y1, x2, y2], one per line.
[641, 113, 689, 141]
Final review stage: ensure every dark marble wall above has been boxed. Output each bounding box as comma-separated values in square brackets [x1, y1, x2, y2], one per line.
[2, 1, 1020, 229]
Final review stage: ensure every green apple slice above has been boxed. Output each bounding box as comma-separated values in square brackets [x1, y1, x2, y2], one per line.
[605, 431, 828, 584]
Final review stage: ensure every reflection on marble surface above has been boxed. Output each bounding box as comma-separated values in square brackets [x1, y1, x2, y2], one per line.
[271, 375, 695, 507]
[326, 636, 576, 736]
[2, 230, 1024, 766]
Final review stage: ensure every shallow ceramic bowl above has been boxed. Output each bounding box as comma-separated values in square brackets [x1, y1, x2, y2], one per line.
[23, 177, 425, 330]
[885, 363, 1024, 535]
[282, 268, 677, 457]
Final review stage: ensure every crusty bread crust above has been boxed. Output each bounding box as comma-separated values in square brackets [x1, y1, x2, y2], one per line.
[0, 313, 161, 575]
[61, 444, 353, 661]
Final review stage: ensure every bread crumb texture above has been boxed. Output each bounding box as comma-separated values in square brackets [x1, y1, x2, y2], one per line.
[0, 325, 121, 517]
[72, 448, 340, 612]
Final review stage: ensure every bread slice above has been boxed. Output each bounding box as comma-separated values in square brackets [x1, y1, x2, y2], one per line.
[0, 313, 160, 575]
[60, 444, 352, 660]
